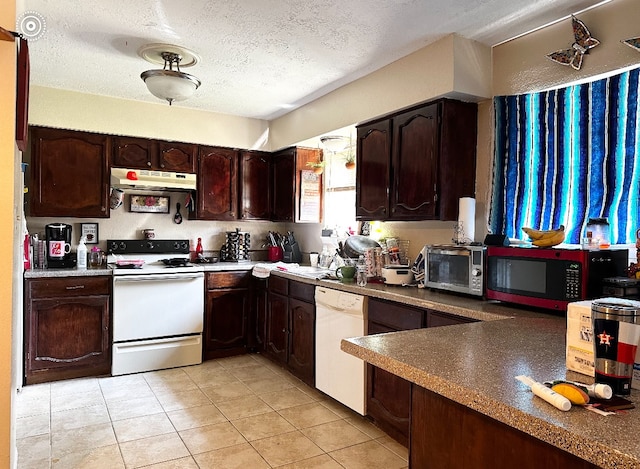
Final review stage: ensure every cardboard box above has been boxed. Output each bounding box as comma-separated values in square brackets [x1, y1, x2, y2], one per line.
[566, 300, 596, 377]
[566, 298, 640, 390]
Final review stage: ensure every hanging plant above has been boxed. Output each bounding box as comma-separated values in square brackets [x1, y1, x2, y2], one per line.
[345, 153, 355, 169]
[344, 136, 356, 169]
[306, 160, 325, 174]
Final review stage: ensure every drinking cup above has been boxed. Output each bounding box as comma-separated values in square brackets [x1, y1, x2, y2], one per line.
[48, 240, 70, 258]
[592, 300, 640, 395]
[336, 265, 356, 283]
[309, 252, 319, 267]
[110, 188, 125, 210]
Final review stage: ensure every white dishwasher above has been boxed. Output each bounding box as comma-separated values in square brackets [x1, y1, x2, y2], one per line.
[315, 286, 367, 415]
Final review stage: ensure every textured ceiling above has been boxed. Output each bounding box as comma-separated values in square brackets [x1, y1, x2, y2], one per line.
[18, 0, 606, 120]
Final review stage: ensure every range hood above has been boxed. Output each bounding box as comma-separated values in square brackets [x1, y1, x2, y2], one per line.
[111, 168, 197, 191]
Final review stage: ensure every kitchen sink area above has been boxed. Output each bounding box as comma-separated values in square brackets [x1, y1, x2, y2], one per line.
[286, 266, 335, 279]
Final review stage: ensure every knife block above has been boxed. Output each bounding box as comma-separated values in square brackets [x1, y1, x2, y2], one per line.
[283, 242, 302, 263]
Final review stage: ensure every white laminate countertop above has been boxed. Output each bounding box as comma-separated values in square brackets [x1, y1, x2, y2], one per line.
[23, 261, 259, 279]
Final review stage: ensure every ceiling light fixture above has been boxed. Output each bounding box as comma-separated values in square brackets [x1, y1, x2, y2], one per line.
[138, 44, 201, 106]
[320, 135, 349, 153]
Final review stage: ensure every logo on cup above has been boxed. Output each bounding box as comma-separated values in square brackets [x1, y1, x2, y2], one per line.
[49, 240, 70, 258]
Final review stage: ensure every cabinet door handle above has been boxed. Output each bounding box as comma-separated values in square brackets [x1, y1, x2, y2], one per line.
[65, 285, 85, 290]
[147, 161, 152, 167]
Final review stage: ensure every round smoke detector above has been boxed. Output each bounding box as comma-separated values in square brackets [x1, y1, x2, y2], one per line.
[16, 10, 47, 41]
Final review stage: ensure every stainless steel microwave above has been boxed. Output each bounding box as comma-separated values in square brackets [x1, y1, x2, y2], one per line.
[424, 244, 485, 296]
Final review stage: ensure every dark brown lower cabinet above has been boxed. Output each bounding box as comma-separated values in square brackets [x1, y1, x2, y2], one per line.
[287, 296, 315, 386]
[367, 298, 424, 446]
[24, 276, 111, 384]
[204, 271, 250, 359]
[265, 277, 289, 364]
[249, 277, 268, 352]
[265, 276, 315, 386]
[410, 385, 599, 469]
[367, 299, 478, 446]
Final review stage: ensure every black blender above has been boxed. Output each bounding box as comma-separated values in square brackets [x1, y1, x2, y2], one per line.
[46, 223, 75, 268]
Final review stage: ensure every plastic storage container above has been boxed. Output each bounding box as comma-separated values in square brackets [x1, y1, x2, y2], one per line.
[584, 218, 610, 249]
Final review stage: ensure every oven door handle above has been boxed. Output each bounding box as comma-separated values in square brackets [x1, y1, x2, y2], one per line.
[113, 273, 204, 283]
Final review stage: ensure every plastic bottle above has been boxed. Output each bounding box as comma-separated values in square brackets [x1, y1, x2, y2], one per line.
[544, 380, 613, 400]
[77, 236, 87, 270]
[195, 238, 203, 258]
[356, 255, 367, 287]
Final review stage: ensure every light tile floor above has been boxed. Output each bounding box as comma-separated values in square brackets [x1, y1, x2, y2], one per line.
[16, 354, 408, 468]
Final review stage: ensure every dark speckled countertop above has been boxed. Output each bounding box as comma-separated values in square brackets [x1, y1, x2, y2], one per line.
[341, 313, 640, 468]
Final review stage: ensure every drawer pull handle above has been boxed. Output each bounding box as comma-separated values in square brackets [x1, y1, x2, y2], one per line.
[65, 285, 85, 290]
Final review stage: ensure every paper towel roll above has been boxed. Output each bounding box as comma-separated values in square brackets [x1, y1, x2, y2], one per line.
[458, 197, 476, 243]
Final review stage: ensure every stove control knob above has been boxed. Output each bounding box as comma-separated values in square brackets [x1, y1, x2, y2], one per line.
[146, 241, 155, 250]
[118, 241, 126, 251]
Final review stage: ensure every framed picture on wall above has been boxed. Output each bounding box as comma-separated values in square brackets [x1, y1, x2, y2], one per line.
[80, 223, 99, 244]
[130, 195, 170, 213]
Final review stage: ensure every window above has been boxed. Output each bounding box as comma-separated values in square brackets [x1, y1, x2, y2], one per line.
[490, 67, 640, 244]
[323, 149, 356, 233]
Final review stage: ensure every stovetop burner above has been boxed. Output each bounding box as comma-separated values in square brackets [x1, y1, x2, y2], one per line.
[160, 258, 190, 267]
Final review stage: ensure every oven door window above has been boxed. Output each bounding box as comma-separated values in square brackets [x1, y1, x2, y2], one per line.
[428, 253, 470, 288]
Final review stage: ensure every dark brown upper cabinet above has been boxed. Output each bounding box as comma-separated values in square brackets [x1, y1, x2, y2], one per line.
[112, 136, 197, 173]
[355, 120, 391, 220]
[356, 98, 477, 221]
[271, 146, 323, 223]
[239, 150, 271, 220]
[192, 145, 238, 220]
[29, 126, 110, 218]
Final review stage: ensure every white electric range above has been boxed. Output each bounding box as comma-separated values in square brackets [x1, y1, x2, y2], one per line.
[108, 239, 204, 376]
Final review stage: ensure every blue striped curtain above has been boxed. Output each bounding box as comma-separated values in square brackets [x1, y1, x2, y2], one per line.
[490, 67, 640, 244]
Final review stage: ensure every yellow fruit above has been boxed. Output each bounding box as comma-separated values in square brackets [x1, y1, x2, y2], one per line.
[551, 382, 589, 405]
[522, 225, 565, 246]
[532, 229, 566, 247]
[522, 227, 548, 240]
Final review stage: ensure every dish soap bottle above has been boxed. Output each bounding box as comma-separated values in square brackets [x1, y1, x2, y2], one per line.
[77, 236, 87, 270]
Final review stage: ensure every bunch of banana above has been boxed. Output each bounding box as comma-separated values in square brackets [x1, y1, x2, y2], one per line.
[521, 225, 565, 247]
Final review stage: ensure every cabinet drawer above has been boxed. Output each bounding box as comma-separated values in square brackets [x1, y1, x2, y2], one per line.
[268, 275, 288, 295]
[368, 298, 424, 330]
[206, 271, 250, 289]
[289, 280, 314, 302]
[27, 276, 111, 298]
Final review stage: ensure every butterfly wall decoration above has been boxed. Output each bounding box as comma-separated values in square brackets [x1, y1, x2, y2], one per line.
[622, 37, 640, 52]
[547, 16, 600, 71]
